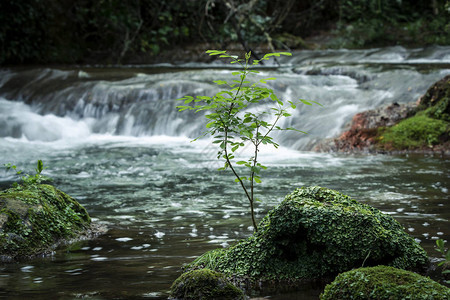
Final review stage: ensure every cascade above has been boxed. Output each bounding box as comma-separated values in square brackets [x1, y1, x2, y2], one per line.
[0, 46, 449, 149]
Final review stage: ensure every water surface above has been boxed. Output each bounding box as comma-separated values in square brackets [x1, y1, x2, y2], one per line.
[0, 46, 449, 299]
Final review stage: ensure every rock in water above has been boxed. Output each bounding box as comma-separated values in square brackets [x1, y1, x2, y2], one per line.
[0, 184, 93, 261]
[186, 186, 428, 282]
[169, 269, 246, 300]
[320, 265, 450, 300]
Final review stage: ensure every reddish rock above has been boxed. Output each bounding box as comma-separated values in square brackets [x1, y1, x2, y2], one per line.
[315, 102, 416, 153]
[336, 102, 416, 152]
[314, 75, 449, 154]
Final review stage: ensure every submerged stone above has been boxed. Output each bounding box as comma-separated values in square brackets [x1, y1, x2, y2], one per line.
[169, 269, 246, 300]
[320, 265, 450, 299]
[187, 186, 428, 282]
[0, 184, 93, 261]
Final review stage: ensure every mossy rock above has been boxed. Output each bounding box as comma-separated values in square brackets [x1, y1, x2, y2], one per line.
[417, 75, 450, 122]
[0, 184, 91, 261]
[169, 269, 246, 300]
[187, 187, 428, 282]
[377, 75, 450, 151]
[378, 113, 449, 149]
[320, 265, 450, 300]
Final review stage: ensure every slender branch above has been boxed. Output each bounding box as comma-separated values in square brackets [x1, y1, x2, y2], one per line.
[249, 123, 260, 231]
[220, 62, 259, 231]
[257, 105, 283, 147]
[223, 126, 258, 232]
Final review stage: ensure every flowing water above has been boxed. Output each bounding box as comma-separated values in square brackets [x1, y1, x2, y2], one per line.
[0, 46, 449, 299]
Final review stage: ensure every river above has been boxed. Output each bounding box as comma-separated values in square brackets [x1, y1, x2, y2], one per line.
[0, 46, 449, 299]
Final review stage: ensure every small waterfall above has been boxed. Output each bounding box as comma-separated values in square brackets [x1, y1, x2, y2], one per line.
[0, 46, 449, 149]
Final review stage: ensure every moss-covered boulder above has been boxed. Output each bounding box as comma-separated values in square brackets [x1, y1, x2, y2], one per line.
[187, 187, 428, 282]
[417, 74, 450, 122]
[320, 265, 450, 300]
[379, 113, 448, 150]
[319, 75, 450, 153]
[0, 184, 92, 261]
[378, 75, 450, 151]
[169, 269, 246, 300]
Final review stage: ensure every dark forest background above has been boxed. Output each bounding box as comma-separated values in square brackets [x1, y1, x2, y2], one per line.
[1, 0, 449, 65]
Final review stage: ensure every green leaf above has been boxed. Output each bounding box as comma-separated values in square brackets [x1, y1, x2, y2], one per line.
[36, 160, 44, 174]
[300, 99, 312, 105]
[214, 80, 228, 85]
[262, 52, 292, 59]
[206, 50, 227, 56]
[254, 176, 262, 183]
[236, 161, 247, 165]
[251, 166, 260, 174]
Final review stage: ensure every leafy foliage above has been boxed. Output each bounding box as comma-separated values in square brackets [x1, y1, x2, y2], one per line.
[2, 0, 448, 64]
[185, 186, 428, 282]
[334, 0, 450, 47]
[4, 160, 51, 188]
[436, 239, 450, 284]
[320, 266, 450, 300]
[177, 50, 319, 231]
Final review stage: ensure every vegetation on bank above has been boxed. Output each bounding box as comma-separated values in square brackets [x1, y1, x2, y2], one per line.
[377, 75, 449, 151]
[320, 266, 450, 300]
[0, 0, 449, 65]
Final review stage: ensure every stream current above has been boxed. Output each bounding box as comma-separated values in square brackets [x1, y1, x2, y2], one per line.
[0, 46, 449, 299]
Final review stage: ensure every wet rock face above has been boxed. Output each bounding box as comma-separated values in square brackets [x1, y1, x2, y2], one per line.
[315, 75, 450, 154]
[330, 102, 416, 152]
[320, 266, 450, 300]
[0, 184, 92, 261]
[417, 74, 450, 122]
[186, 186, 429, 282]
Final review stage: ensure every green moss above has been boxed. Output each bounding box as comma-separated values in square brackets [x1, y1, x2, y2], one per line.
[320, 266, 450, 300]
[374, 75, 449, 151]
[417, 75, 450, 122]
[169, 269, 246, 300]
[186, 187, 428, 282]
[0, 184, 91, 260]
[379, 113, 448, 149]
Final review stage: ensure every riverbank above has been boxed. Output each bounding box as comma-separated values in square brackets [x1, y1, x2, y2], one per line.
[315, 75, 450, 156]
